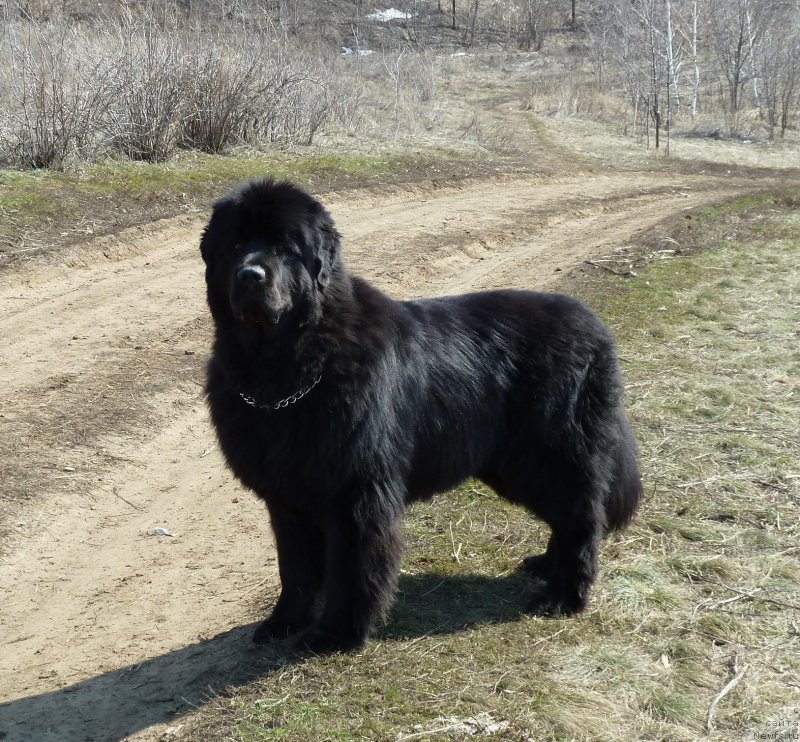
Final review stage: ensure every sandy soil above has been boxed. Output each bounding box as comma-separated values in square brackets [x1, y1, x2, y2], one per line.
[0, 170, 769, 741]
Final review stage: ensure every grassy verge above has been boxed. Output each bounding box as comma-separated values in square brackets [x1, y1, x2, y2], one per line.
[0, 151, 404, 264]
[180, 194, 799, 741]
[0, 147, 504, 271]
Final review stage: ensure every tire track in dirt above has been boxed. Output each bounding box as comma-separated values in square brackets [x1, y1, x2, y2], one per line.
[0, 171, 711, 396]
[438, 186, 733, 293]
[0, 170, 758, 742]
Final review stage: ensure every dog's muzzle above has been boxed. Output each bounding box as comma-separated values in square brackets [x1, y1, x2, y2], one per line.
[230, 265, 285, 327]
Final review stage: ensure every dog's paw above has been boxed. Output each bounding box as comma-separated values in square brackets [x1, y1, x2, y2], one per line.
[526, 585, 586, 618]
[252, 615, 304, 645]
[294, 626, 367, 655]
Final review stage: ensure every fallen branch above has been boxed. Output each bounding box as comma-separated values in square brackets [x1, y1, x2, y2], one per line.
[114, 488, 142, 511]
[706, 656, 748, 733]
[449, 521, 462, 563]
[6, 245, 46, 255]
[753, 479, 789, 493]
[240, 574, 273, 598]
[708, 581, 800, 611]
[583, 260, 637, 277]
[530, 626, 567, 648]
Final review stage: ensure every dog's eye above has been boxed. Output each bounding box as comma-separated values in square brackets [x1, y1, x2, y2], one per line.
[280, 244, 301, 259]
[232, 243, 242, 251]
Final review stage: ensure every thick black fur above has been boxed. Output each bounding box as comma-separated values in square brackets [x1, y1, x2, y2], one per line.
[200, 178, 642, 653]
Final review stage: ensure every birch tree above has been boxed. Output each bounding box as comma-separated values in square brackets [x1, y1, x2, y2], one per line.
[756, 5, 800, 139]
[707, 0, 770, 134]
[665, 0, 682, 110]
[679, 0, 701, 118]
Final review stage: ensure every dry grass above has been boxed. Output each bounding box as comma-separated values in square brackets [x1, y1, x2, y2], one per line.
[2, 0, 799, 177]
[174, 195, 800, 741]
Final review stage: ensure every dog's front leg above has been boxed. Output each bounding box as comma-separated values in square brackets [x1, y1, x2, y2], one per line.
[253, 506, 325, 644]
[297, 483, 404, 653]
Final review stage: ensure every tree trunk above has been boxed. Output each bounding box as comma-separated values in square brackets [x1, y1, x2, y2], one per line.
[745, 4, 761, 109]
[690, 0, 699, 117]
[653, 94, 660, 150]
[665, 0, 681, 110]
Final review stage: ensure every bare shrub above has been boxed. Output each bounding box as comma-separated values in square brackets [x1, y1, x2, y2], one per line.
[327, 64, 365, 137]
[0, 5, 449, 167]
[297, 80, 331, 146]
[320, 48, 454, 145]
[107, 22, 187, 162]
[404, 51, 438, 104]
[0, 21, 113, 168]
[245, 54, 332, 147]
[266, 75, 329, 146]
[180, 43, 266, 153]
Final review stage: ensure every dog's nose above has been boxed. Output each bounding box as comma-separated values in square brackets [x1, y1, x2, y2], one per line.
[236, 265, 267, 285]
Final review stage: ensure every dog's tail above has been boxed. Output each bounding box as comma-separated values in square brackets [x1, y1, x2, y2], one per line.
[604, 411, 642, 532]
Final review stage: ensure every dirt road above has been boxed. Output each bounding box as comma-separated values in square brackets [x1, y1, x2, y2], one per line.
[0, 170, 756, 741]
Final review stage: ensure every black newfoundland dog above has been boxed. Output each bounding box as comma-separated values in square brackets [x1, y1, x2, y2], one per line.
[200, 178, 641, 653]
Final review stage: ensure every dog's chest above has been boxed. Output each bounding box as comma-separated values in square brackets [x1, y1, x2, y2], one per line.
[216, 400, 340, 497]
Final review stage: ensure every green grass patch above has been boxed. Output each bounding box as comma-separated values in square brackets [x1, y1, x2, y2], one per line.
[0, 150, 408, 210]
[182, 196, 799, 741]
[79, 151, 409, 199]
[0, 149, 455, 266]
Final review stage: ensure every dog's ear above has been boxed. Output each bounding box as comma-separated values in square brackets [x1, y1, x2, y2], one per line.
[313, 217, 340, 290]
[200, 197, 236, 265]
[199, 224, 214, 265]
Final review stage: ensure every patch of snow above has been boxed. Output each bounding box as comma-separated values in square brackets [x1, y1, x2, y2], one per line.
[342, 47, 375, 57]
[367, 8, 413, 22]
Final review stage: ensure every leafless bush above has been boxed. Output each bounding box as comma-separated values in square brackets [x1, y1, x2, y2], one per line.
[239, 57, 331, 147]
[0, 21, 113, 168]
[294, 81, 331, 146]
[107, 22, 187, 162]
[0, 4, 455, 168]
[404, 51, 438, 103]
[262, 74, 317, 145]
[324, 48, 457, 144]
[328, 66, 365, 137]
[180, 43, 264, 153]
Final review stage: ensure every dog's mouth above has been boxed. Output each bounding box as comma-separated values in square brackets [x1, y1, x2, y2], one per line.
[233, 297, 286, 331]
[241, 305, 282, 326]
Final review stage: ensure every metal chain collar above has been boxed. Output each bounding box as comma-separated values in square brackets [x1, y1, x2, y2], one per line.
[239, 374, 323, 411]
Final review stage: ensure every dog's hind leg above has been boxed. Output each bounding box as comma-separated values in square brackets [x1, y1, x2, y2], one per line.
[494, 455, 606, 617]
[525, 496, 604, 617]
[521, 414, 640, 616]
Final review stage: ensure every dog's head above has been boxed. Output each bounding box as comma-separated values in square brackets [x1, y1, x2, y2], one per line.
[200, 178, 342, 345]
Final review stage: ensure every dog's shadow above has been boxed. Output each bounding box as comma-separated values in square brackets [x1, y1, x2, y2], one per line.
[0, 571, 535, 742]
[383, 570, 535, 640]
